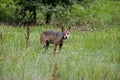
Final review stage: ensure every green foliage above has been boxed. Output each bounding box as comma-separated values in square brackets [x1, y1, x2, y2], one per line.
[1, 25, 120, 80]
[14, 0, 41, 24]
[0, 0, 120, 29]
[13, 0, 83, 24]
[69, 0, 115, 28]
[0, 0, 16, 22]
[54, 0, 120, 29]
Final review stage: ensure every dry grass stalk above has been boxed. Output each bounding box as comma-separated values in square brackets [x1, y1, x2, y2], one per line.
[52, 63, 60, 80]
[25, 25, 30, 48]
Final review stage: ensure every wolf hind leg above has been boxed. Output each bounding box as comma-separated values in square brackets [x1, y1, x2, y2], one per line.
[45, 40, 49, 49]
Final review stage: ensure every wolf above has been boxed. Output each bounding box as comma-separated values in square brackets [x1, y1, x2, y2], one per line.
[40, 26, 71, 54]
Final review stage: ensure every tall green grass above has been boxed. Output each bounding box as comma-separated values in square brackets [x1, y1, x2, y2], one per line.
[0, 25, 120, 80]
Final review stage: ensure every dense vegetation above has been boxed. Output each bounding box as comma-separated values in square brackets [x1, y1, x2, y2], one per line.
[1, 0, 88, 25]
[0, 0, 120, 80]
[0, 0, 120, 28]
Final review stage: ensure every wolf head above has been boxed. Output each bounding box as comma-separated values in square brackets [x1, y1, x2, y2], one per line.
[61, 26, 71, 40]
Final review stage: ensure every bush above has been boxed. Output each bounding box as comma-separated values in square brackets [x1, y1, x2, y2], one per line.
[0, 0, 16, 23]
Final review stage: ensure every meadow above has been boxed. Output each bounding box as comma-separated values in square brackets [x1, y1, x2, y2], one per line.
[0, 25, 120, 80]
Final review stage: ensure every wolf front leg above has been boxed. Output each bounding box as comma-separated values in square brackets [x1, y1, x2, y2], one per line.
[59, 43, 63, 51]
[54, 44, 58, 55]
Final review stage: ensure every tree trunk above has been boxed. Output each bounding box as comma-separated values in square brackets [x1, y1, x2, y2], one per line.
[33, 6, 36, 24]
[45, 12, 52, 24]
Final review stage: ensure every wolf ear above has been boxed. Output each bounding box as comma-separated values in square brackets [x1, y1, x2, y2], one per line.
[67, 27, 71, 31]
[61, 26, 65, 32]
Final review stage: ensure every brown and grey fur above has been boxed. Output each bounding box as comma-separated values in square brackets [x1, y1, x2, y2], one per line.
[40, 27, 71, 54]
